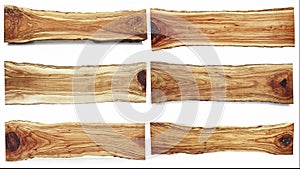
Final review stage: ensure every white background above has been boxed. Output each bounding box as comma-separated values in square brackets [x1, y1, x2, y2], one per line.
[1, 0, 299, 167]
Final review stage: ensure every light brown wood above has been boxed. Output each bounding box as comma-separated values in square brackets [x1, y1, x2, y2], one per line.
[151, 8, 294, 50]
[6, 121, 145, 161]
[5, 61, 146, 104]
[151, 62, 293, 104]
[151, 123, 294, 155]
[4, 5, 147, 43]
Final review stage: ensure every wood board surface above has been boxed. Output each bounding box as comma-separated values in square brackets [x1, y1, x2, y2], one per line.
[151, 8, 295, 50]
[6, 121, 145, 161]
[151, 62, 293, 104]
[151, 122, 294, 155]
[4, 6, 147, 43]
[5, 61, 146, 104]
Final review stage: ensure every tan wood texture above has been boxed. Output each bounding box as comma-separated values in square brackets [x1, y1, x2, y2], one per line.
[5, 61, 146, 104]
[151, 62, 293, 104]
[6, 121, 145, 161]
[4, 6, 147, 43]
[151, 123, 294, 155]
[151, 8, 295, 50]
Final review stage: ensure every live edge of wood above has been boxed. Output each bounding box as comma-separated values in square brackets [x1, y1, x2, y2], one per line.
[5, 61, 146, 104]
[151, 123, 294, 155]
[151, 8, 295, 50]
[151, 62, 293, 104]
[4, 5, 147, 43]
[6, 121, 145, 161]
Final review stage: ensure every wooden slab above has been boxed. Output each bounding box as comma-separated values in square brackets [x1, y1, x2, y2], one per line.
[151, 62, 293, 104]
[151, 123, 294, 155]
[151, 8, 295, 50]
[6, 121, 145, 161]
[5, 61, 146, 104]
[4, 5, 147, 43]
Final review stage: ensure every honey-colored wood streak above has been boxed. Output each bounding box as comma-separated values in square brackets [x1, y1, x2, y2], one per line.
[6, 121, 145, 161]
[5, 61, 146, 104]
[151, 8, 294, 50]
[4, 6, 147, 43]
[151, 62, 293, 104]
[151, 123, 294, 155]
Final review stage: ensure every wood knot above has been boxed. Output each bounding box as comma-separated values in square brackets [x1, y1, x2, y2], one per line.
[103, 13, 146, 36]
[127, 16, 143, 27]
[6, 132, 21, 152]
[4, 6, 26, 42]
[151, 21, 168, 44]
[5, 6, 22, 16]
[268, 70, 293, 100]
[278, 134, 293, 147]
[131, 135, 145, 147]
[280, 79, 287, 88]
[137, 70, 146, 91]
[275, 132, 293, 154]
[151, 21, 160, 40]
[151, 19, 176, 49]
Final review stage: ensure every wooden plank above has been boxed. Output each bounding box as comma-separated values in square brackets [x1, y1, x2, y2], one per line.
[151, 122, 294, 155]
[151, 8, 294, 50]
[6, 121, 145, 161]
[151, 62, 293, 104]
[5, 61, 146, 104]
[4, 5, 147, 43]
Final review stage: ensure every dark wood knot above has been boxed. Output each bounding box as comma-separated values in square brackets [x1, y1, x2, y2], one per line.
[150, 19, 173, 47]
[278, 134, 293, 147]
[151, 21, 160, 40]
[5, 6, 18, 15]
[268, 71, 293, 98]
[6, 132, 21, 152]
[4, 6, 24, 19]
[280, 79, 287, 88]
[137, 70, 146, 91]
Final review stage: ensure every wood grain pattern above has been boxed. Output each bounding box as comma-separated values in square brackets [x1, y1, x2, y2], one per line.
[4, 5, 147, 43]
[6, 121, 145, 161]
[151, 8, 294, 50]
[151, 62, 293, 104]
[151, 123, 294, 155]
[5, 61, 146, 104]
